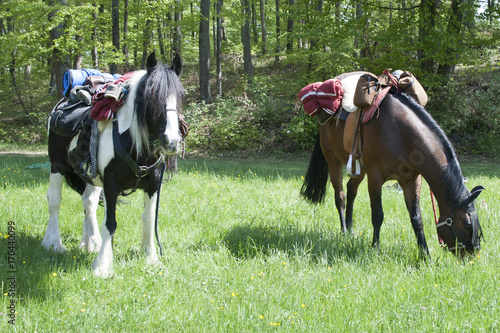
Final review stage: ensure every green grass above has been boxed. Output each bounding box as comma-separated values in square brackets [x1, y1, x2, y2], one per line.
[1, 153, 499, 332]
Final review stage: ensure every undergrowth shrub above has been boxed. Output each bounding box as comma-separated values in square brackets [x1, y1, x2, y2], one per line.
[427, 67, 500, 156]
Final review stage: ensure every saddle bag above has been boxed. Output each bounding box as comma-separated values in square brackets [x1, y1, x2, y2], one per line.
[298, 79, 343, 117]
[353, 73, 379, 109]
[49, 98, 92, 137]
[398, 71, 428, 106]
[84, 73, 119, 90]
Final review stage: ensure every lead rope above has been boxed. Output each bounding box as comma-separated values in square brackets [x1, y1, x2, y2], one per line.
[155, 161, 166, 257]
[430, 189, 445, 245]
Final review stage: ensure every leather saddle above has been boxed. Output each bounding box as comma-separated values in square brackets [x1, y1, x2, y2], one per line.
[342, 86, 392, 177]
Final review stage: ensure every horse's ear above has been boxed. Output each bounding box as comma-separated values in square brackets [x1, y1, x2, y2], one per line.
[461, 185, 485, 209]
[146, 52, 158, 74]
[171, 53, 183, 77]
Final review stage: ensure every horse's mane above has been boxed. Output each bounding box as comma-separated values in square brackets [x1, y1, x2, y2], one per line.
[132, 62, 185, 157]
[393, 93, 468, 204]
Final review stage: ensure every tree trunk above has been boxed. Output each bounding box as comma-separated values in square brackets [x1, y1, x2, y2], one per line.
[418, 0, 441, 74]
[199, 0, 212, 102]
[173, 0, 182, 55]
[110, 0, 120, 74]
[49, 0, 71, 99]
[241, 0, 253, 82]
[286, 0, 295, 53]
[252, 3, 258, 44]
[73, 35, 83, 69]
[437, 0, 475, 77]
[216, 0, 223, 96]
[275, 0, 280, 63]
[123, 0, 129, 60]
[260, 0, 267, 54]
[158, 23, 166, 60]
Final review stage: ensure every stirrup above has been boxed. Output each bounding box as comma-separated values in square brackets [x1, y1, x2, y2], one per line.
[347, 154, 361, 178]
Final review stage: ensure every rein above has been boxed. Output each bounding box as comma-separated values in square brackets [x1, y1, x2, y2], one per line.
[430, 190, 445, 246]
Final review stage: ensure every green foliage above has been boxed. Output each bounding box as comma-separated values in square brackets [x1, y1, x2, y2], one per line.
[284, 115, 318, 149]
[427, 67, 500, 157]
[0, 0, 499, 157]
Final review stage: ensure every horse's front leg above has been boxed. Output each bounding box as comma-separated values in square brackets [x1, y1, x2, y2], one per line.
[93, 183, 118, 278]
[79, 185, 102, 253]
[141, 191, 159, 263]
[399, 175, 430, 257]
[345, 174, 365, 232]
[42, 173, 66, 252]
[367, 174, 384, 248]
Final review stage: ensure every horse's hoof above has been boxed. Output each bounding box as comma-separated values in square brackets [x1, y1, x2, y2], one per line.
[144, 246, 159, 264]
[146, 253, 159, 264]
[41, 237, 66, 253]
[92, 258, 112, 278]
[79, 236, 102, 253]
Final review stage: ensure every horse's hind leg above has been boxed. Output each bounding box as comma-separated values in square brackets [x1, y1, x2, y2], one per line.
[399, 176, 430, 257]
[325, 156, 348, 232]
[141, 191, 159, 263]
[345, 174, 365, 232]
[42, 173, 66, 252]
[79, 185, 102, 253]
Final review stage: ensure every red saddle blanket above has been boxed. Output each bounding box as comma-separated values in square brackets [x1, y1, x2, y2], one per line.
[298, 79, 343, 116]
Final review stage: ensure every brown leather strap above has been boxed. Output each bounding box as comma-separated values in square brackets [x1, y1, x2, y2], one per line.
[362, 86, 391, 124]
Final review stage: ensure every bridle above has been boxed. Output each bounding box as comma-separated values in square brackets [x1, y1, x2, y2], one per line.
[434, 201, 482, 252]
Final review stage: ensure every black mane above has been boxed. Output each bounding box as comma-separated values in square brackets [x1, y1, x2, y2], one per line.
[135, 62, 185, 122]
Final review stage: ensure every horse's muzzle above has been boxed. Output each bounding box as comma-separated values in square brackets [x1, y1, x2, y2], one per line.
[160, 134, 181, 155]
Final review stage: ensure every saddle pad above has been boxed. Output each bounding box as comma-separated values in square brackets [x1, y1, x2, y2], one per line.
[340, 73, 364, 113]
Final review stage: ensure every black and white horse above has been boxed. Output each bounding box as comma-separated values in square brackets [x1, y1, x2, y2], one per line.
[43, 53, 185, 277]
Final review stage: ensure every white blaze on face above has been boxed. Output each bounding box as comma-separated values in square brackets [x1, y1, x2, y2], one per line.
[163, 94, 181, 154]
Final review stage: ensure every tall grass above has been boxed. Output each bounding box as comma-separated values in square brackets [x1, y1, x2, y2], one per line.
[1, 154, 499, 332]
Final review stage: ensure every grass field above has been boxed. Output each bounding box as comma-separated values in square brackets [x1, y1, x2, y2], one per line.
[1, 152, 499, 332]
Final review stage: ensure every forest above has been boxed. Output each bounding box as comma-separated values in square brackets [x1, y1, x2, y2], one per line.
[0, 0, 499, 156]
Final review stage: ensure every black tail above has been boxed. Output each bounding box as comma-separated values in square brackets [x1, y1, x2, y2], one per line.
[64, 172, 86, 195]
[300, 134, 329, 204]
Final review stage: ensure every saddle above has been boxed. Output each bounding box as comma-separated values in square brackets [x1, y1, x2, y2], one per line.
[343, 85, 392, 177]
[343, 69, 428, 177]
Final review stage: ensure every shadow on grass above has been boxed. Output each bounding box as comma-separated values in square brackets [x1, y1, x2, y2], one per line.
[220, 222, 420, 266]
[0, 230, 94, 301]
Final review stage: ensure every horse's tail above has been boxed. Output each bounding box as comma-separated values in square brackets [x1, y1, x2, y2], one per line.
[64, 172, 86, 195]
[300, 134, 329, 204]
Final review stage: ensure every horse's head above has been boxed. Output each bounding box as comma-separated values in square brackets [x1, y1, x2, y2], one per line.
[141, 52, 185, 156]
[437, 185, 484, 257]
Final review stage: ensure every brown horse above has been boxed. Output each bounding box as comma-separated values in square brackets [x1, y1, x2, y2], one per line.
[301, 91, 484, 257]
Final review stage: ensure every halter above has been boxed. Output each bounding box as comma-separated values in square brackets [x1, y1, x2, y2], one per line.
[435, 203, 482, 252]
